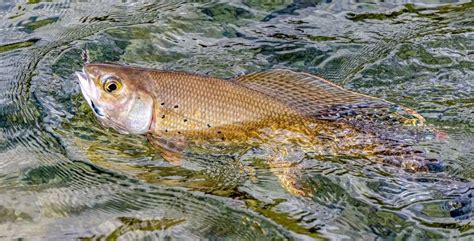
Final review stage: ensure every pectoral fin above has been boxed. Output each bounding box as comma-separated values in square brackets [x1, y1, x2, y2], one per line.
[147, 134, 187, 166]
[235, 69, 424, 127]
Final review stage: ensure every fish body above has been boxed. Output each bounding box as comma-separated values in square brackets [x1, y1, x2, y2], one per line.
[76, 63, 436, 195]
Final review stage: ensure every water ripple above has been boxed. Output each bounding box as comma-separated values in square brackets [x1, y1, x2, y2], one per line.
[0, 1, 472, 240]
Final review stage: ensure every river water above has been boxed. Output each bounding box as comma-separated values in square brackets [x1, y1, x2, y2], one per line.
[0, 1, 472, 240]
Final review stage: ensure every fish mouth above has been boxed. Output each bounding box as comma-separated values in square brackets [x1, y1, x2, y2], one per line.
[90, 100, 105, 117]
[75, 69, 104, 118]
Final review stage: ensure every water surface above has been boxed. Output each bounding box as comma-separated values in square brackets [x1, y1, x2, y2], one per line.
[0, 1, 472, 240]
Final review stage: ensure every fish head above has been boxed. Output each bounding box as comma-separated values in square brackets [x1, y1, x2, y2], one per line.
[75, 63, 154, 135]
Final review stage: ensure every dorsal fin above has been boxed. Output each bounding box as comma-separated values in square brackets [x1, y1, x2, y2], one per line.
[235, 69, 424, 127]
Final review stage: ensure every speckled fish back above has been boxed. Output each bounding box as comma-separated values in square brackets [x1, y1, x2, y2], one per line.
[149, 71, 300, 136]
[149, 69, 424, 137]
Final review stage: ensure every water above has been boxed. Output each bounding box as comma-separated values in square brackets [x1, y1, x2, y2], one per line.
[0, 1, 472, 240]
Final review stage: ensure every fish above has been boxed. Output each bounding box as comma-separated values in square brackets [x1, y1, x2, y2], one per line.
[75, 62, 440, 196]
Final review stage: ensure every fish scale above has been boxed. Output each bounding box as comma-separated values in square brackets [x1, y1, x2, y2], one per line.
[149, 70, 297, 135]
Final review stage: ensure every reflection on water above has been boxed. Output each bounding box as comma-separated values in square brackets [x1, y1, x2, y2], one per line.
[0, 1, 472, 240]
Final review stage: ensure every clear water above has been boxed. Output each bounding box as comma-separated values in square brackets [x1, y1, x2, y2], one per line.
[0, 1, 472, 240]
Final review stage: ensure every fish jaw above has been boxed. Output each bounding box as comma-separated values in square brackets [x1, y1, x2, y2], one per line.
[75, 69, 105, 118]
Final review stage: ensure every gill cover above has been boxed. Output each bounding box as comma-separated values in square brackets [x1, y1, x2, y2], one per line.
[123, 92, 154, 134]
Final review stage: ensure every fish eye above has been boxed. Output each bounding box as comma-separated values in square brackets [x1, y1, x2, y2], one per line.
[103, 77, 122, 93]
